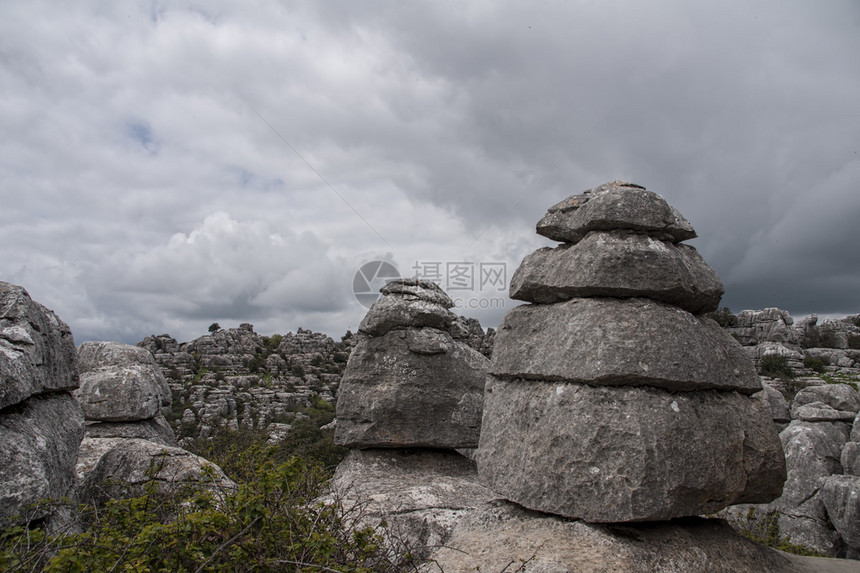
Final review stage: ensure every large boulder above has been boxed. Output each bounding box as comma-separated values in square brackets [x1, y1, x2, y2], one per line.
[491, 298, 761, 394]
[535, 181, 696, 244]
[771, 421, 850, 555]
[76, 437, 235, 503]
[793, 384, 860, 417]
[335, 328, 487, 449]
[0, 394, 84, 523]
[821, 475, 860, 556]
[0, 282, 79, 410]
[75, 341, 172, 422]
[476, 379, 784, 522]
[509, 231, 722, 313]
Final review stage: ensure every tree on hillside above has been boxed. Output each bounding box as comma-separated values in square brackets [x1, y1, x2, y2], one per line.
[208, 322, 221, 333]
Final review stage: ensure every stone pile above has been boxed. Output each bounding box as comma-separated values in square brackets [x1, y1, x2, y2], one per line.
[75, 342, 175, 445]
[331, 279, 495, 560]
[73, 342, 234, 503]
[0, 281, 84, 525]
[477, 181, 787, 522]
[335, 279, 489, 449]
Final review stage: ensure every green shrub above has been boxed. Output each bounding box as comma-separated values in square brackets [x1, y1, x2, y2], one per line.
[2, 453, 401, 572]
[760, 354, 794, 379]
[848, 334, 860, 350]
[803, 356, 828, 374]
[705, 306, 739, 328]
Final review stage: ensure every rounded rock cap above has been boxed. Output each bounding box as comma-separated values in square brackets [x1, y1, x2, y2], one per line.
[536, 181, 697, 244]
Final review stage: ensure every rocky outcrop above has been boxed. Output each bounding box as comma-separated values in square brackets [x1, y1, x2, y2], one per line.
[72, 342, 235, 504]
[75, 437, 235, 503]
[74, 341, 176, 445]
[425, 503, 809, 573]
[477, 181, 785, 523]
[335, 280, 488, 449]
[0, 282, 84, 526]
[724, 381, 860, 558]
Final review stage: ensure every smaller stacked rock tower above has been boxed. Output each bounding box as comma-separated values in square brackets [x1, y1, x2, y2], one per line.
[335, 279, 488, 449]
[477, 181, 787, 522]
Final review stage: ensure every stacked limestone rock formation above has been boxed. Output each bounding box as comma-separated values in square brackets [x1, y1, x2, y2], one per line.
[331, 279, 495, 559]
[476, 181, 787, 522]
[0, 282, 84, 526]
[73, 342, 234, 502]
[75, 342, 175, 445]
[335, 279, 488, 449]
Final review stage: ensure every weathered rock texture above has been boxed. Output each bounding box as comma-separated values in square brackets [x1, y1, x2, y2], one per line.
[722, 381, 860, 558]
[510, 230, 722, 313]
[478, 379, 784, 522]
[424, 502, 821, 573]
[335, 279, 489, 449]
[0, 282, 84, 526]
[535, 181, 696, 244]
[491, 297, 759, 393]
[76, 437, 235, 503]
[327, 449, 497, 562]
[477, 181, 785, 523]
[1, 282, 79, 410]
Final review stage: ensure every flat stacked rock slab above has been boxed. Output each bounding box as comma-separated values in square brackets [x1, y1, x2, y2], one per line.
[491, 297, 758, 393]
[536, 181, 696, 244]
[335, 279, 489, 449]
[476, 181, 786, 523]
[510, 230, 722, 312]
[478, 380, 784, 522]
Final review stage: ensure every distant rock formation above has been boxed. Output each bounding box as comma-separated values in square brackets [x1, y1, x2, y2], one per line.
[478, 181, 785, 522]
[0, 281, 84, 526]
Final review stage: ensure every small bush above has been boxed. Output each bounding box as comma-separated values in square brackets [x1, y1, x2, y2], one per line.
[803, 356, 828, 374]
[848, 334, 860, 350]
[760, 354, 794, 379]
[705, 306, 739, 328]
[2, 451, 400, 571]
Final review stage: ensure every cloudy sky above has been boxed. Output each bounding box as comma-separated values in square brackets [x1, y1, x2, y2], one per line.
[2, 1, 859, 345]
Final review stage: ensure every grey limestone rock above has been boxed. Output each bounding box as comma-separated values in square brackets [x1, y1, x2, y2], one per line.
[0, 281, 79, 410]
[793, 384, 860, 415]
[757, 385, 792, 422]
[491, 297, 761, 394]
[424, 501, 805, 573]
[842, 442, 860, 476]
[335, 328, 487, 448]
[83, 415, 177, 447]
[509, 231, 723, 313]
[0, 394, 84, 524]
[327, 448, 497, 561]
[535, 181, 696, 244]
[476, 379, 785, 522]
[358, 293, 456, 336]
[772, 420, 849, 555]
[821, 475, 860, 552]
[76, 437, 235, 503]
[728, 308, 798, 347]
[75, 364, 164, 422]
